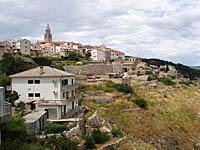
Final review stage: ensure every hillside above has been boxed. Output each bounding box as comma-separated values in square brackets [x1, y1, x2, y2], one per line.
[190, 66, 200, 70]
[142, 58, 200, 79]
[80, 81, 200, 149]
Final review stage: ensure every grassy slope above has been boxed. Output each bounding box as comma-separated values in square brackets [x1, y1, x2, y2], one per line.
[81, 81, 200, 149]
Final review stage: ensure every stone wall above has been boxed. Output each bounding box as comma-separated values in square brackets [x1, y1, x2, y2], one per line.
[87, 111, 101, 128]
[64, 64, 113, 75]
[98, 136, 127, 150]
[63, 125, 81, 138]
[88, 96, 113, 103]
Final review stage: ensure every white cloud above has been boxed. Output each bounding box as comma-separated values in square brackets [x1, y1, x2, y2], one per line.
[0, 0, 200, 65]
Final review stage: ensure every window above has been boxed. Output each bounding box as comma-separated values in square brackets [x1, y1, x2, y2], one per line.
[35, 93, 40, 97]
[66, 91, 69, 98]
[63, 92, 65, 98]
[71, 79, 74, 85]
[28, 93, 34, 97]
[71, 90, 75, 97]
[35, 80, 40, 84]
[62, 79, 68, 85]
[28, 80, 33, 84]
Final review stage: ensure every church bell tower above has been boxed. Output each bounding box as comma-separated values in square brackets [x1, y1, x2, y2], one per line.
[44, 24, 52, 42]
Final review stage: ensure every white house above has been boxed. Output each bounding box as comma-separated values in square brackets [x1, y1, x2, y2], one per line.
[16, 39, 31, 55]
[91, 48, 106, 62]
[10, 66, 79, 120]
[110, 50, 125, 61]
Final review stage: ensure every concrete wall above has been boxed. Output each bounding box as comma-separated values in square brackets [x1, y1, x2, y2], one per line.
[64, 64, 114, 75]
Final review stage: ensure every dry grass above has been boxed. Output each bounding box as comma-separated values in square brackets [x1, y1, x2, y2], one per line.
[81, 81, 200, 149]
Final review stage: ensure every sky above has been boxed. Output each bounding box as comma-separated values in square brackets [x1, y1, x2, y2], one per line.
[0, 0, 200, 65]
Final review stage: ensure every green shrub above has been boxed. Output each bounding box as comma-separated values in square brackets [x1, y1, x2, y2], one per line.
[146, 70, 153, 75]
[179, 80, 193, 86]
[158, 77, 175, 86]
[147, 75, 157, 81]
[92, 129, 110, 144]
[111, 127, 124, 137]
[85, 134, 96, 149]
[0, 74, 10, 87]
[134, 98, 148, 109]
[105, 81, 133, 94]
[32, 57, 52, 66]
[83, 109, 95, 121]
[1, 116, 28, 143]
[44, 122, 73, 134]
[115, 84, 133, 93]
[46, 136, 78, 150]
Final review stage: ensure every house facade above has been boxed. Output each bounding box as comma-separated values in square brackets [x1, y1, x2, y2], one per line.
[91, 48, 106, 62]
[16, 39, 31, 55]
[10, 66, 79, 120]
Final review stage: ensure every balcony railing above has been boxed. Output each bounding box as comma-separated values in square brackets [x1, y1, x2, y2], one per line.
[61, 106, 79, 119]
[63, 95, 80, 101]
[61, 84, 78, 90]
[0, 102, 12, 123]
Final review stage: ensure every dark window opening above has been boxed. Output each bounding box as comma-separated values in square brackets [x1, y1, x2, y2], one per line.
[35, 80, 40, 84]
[35, 93, 40, 97]
[62, 79, 68, 85]
[28, 80, 33, 84]
[28, 93, 34, 97]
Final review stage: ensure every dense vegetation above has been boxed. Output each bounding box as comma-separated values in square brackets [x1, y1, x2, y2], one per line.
[105, 81, 133, 94]
[0, 116, 79, 150]
[85, 129, 110, 149]
[44, 122, 75, 134]
[143, 58, 200, 79]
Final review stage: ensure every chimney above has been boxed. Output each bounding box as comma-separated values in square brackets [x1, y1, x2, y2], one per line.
[40, 66, 44, 75]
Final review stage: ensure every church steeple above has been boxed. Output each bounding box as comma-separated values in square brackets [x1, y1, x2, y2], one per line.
[44, 24, 52, 42]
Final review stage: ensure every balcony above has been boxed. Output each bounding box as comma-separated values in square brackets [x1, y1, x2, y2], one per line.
[61, 106, 79, 119]
[63, 95, 80, 102]
[61, 83, 78, 91]
[0, 102, 12, 123]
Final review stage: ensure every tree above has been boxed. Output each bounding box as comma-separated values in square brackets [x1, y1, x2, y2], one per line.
[7, 91, 19, 106]
[85, 52, 91, 60]
[0, 116, 28, 149]
[67, 52, 83, 61]
[0, 53, 36, 75]
[0, 74, 10, 87]
[32, 57, 52, 66]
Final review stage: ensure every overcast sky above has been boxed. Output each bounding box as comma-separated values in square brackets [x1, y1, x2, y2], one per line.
[0, 0, 200, 65]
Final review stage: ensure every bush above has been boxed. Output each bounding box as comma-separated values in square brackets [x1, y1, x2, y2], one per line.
[92, 129, 110, 144]
[83, 109, 95, 121]
[111, 127, 124, 137]
[32, 57, 52, 66]
[146, 70, 153, 75]
[1, 116, 28, 143]
[44, 122, 73, 134]
[46, 136, 78, 150]
[0, 74, 10, 87]
[105, 81, 133, 94]
[85, 134, 96, 149]
[158, 77, 175, 86]
[134, 98, 148, 109]
[115, 84, 133, 93]
[179, 80, 193, 86]
[147, 75, 157, 81]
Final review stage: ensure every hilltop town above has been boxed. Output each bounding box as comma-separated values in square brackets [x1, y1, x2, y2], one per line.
[1, 25, 200, 150]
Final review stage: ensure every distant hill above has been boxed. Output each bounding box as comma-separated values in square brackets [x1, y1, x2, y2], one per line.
[190, 66, 200, 70]
[142, 58, 200, 79]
